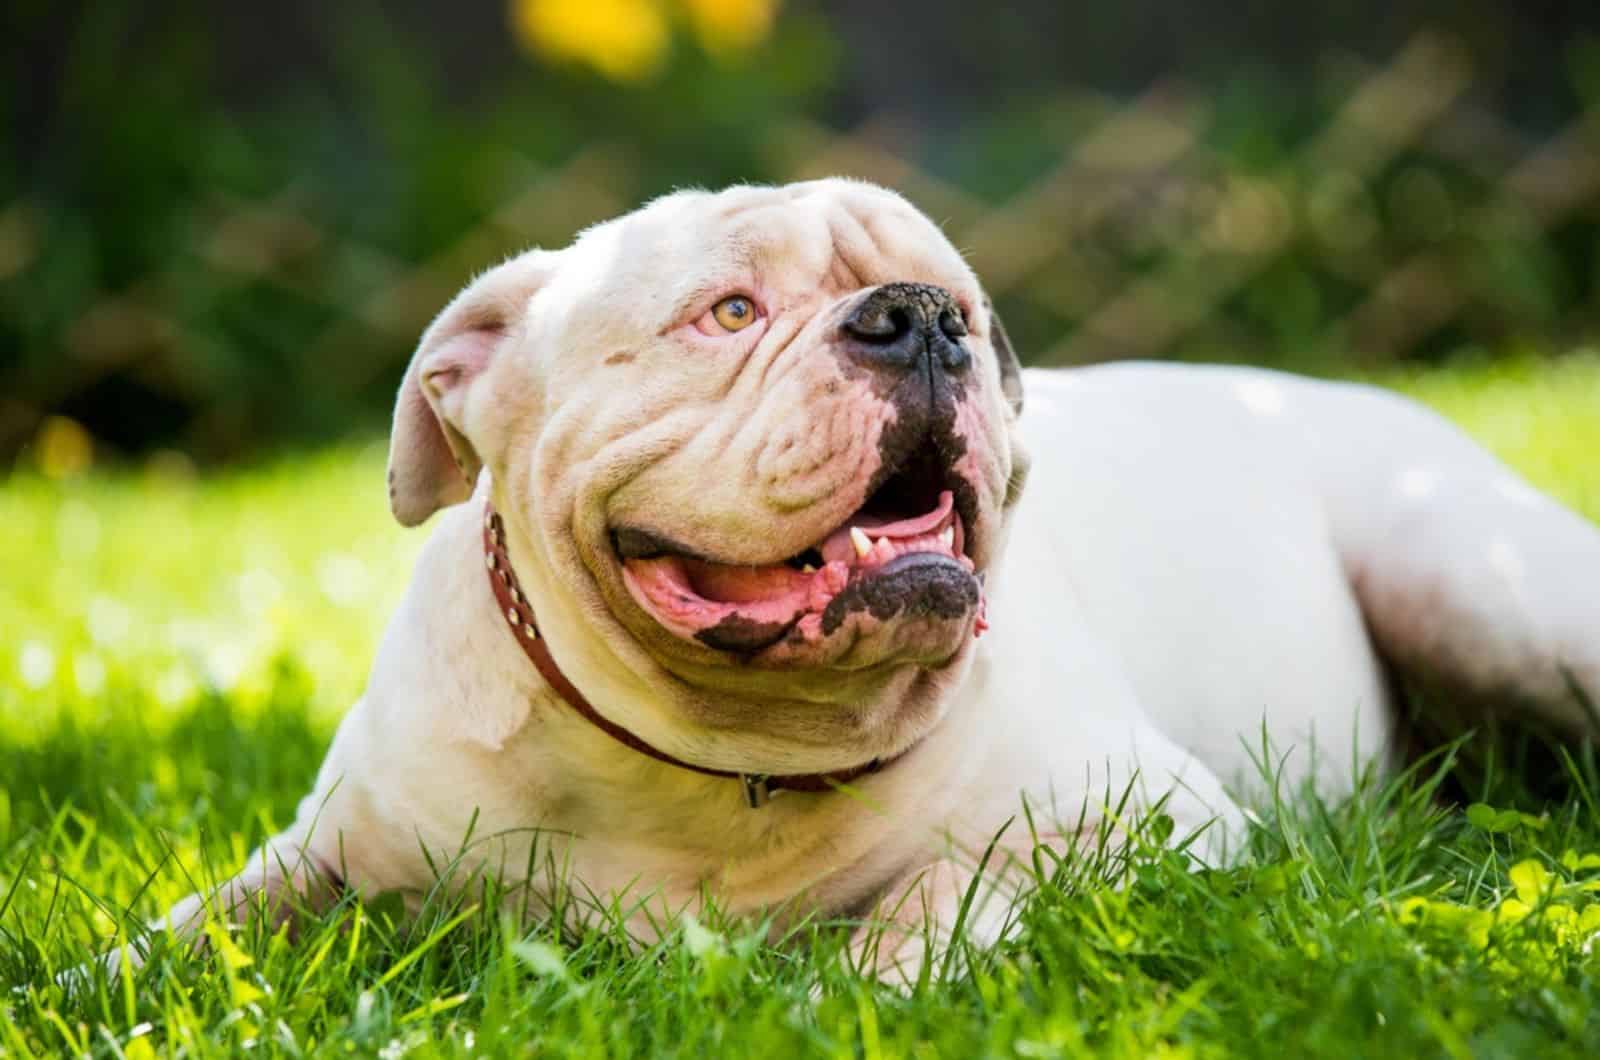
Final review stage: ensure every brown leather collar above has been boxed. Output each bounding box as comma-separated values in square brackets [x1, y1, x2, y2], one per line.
[482, 500, 896, 808]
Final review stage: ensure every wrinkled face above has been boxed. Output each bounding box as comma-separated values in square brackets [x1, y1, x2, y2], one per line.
[390, 180, 1028, 763]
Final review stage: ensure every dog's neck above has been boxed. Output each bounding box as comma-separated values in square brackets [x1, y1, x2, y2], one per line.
[480, 498, 915, 808]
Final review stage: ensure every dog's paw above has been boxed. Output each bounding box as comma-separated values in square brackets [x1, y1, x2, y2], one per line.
[53, 939, 149, 996]
[844, 921, 933, 993]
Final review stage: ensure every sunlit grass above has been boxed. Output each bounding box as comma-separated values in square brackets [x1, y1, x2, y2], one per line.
[1384, 349, 1600, 521]
[3, 351, 1600, 1056]
[0, 440, 419, 736]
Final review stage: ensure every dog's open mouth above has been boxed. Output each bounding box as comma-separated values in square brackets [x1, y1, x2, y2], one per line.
[614, 453, 984, 654]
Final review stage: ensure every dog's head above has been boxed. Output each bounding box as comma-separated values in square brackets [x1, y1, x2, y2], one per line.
[388, 179, 1029, 770]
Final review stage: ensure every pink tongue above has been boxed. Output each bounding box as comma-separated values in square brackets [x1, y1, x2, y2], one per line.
[620, 489, 961, 642]
[683, 560, 808, 605]
[819, 490, 954, 567]
[622, 556, 813, 639]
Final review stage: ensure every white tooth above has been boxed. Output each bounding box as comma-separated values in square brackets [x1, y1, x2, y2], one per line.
[850, 526, 872, 558]
[801, 563, 817, 574]
[874, 537, 891, 554]
[939, 526, 955, 550]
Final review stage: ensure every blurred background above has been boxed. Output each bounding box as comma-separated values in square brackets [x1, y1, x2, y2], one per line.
[4, 0, 1599, 474]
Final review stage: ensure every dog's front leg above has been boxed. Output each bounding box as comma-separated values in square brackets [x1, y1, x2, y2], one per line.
[64, 830, 342, 988]
[156, 831, 344, 945]
[845, 837, 1050, 989]
[847, 736, 1246, 989]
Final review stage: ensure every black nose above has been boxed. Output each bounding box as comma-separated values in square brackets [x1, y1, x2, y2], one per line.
[840, 283, 971, 376]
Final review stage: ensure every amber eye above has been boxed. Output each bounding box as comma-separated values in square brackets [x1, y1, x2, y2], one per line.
[711, 295, 757, 332]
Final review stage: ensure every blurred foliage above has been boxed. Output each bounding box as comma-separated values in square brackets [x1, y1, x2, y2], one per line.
[2, 1, 1598, 472]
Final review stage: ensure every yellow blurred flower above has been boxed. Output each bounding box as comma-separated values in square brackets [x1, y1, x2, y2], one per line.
[509, 0, 779, 80]
[681, 0, 780, 55]
[511, 0, 670, 81]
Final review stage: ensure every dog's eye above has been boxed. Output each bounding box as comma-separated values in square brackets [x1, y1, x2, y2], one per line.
[711, 296, 757, 333]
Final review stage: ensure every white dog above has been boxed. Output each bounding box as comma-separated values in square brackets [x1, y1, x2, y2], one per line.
[139, 179, 1600, 983]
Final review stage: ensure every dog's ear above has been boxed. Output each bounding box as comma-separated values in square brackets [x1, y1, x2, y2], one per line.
[387, 252, 558, 526]
[985, 298, 1025, 415]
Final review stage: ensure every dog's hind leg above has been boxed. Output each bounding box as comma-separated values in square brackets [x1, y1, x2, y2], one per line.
[1300, 379, 1600, 738]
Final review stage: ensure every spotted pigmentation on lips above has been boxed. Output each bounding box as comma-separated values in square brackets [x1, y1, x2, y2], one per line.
[619, 490, 984, 653]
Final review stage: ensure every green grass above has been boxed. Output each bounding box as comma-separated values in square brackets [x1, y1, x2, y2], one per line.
[4, 352, 1600, 1058]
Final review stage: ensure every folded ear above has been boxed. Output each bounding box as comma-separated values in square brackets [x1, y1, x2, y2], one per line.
[985, 298, 1025, 415]
[387, 252, 558, 526]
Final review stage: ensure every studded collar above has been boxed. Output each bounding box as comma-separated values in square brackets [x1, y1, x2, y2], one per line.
[481, 500, 898, 808]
